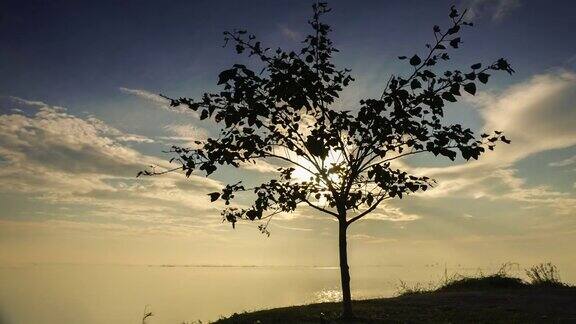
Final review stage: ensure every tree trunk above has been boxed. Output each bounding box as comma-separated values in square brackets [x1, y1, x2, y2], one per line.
[338, 219, 353, 318]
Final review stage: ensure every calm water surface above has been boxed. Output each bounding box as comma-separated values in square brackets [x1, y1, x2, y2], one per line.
[0, 263, 571, 323]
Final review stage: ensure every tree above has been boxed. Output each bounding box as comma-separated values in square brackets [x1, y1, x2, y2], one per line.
[139, 2, 513, 318]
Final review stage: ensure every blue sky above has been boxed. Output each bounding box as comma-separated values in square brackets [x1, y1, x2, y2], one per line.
[2, 0, 575, 105]
[0, 0, 576, 274]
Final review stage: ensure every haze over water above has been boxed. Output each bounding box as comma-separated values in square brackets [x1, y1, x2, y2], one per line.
[0, 263, 574, 323]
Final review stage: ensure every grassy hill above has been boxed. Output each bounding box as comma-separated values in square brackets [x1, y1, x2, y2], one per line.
[214, 264, 576, 323]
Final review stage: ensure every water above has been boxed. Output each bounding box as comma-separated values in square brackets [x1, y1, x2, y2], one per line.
[0, 263, 566, 323]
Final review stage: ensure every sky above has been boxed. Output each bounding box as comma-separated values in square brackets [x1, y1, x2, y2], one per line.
[1, 0, 575, 273]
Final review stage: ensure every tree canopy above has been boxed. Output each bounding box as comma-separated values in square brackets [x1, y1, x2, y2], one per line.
[140, 3, 513, 233]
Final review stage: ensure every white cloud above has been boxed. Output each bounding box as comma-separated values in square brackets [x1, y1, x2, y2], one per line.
[116, 134, 155, 143]
[465, 0, 521, 21]
[0, 97, 227, 235]
[0, 98, 156, 177]
[549, 155, 576, 167]
[481, 71, 576, 164]
[160, 123, 210, 149]
[412, 71, 576, 214]
[164, 123, 209, 140]
[161, 123, 278, 173]
[7, 96, 45, 107]
[348, 233, 397, 244]
[490, 169, 575, 214]
[239, 160, 279, 173]
[119, 87, 168, 105]
[416, 71, 576, 172]
[279, 25, 301, 42]
[360, 204, 421, 222]
[119, 87, 198, 116]
[272, 223, 313, 232]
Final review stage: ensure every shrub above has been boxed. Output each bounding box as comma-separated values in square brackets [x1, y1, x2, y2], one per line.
[525, 262, 563, 286]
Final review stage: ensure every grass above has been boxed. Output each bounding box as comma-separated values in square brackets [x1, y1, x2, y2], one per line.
[214, 263, 576, 323]
[397, 262, 526, 295]
[525, 262, 566, 287]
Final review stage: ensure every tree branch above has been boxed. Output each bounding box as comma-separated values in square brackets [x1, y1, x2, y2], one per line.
[347, 196, 390, 225]
[301, 197, 339, 218]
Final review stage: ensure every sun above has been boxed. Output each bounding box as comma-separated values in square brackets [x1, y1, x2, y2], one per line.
[292, 150, 344, 184]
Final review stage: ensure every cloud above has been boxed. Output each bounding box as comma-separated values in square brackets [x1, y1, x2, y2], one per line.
[119, 87, 198, 116]
[360, 204, 421, 222]
[0, 97, 155, 177]
[119, 87, 169, 106]
[0, 96, 227, 235]
[161, 123, 278, 173]
[480, 71, 576, 164]
[115, 134, 155, 143]
[279, 25, 301, 42]
[160, 123, 210, 148]
[411, 71, 576, 214]
[348, 233, 397, 244]
[417, 71, 576, 172]
[549, 155, 576, 167]
[0, 218, 220, 238]
[239, 160, 279, 173]
[164, 123, 209, 140]
[465, 0, 521, 21]
[488, 169, 575, 214]
[271, 223, 313, 232]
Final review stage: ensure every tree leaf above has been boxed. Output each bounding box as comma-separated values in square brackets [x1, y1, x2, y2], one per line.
[442, 92, 457, 102]
[447, 25, 460, 35]
[449, 6, 459, 18]
[478, 72, 490, 84]
[217, 69, 236, 85]
[449, 37, 461, 48]
[208, 192, 221, 202]
[463, 82, 476, 95]
[409, 55, 422, 66]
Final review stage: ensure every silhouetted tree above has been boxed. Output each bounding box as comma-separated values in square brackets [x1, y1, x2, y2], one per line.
[140, 3, 513, 318]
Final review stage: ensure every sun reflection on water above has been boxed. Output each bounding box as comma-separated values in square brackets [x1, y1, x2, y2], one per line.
[313, 289, 343, 303]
